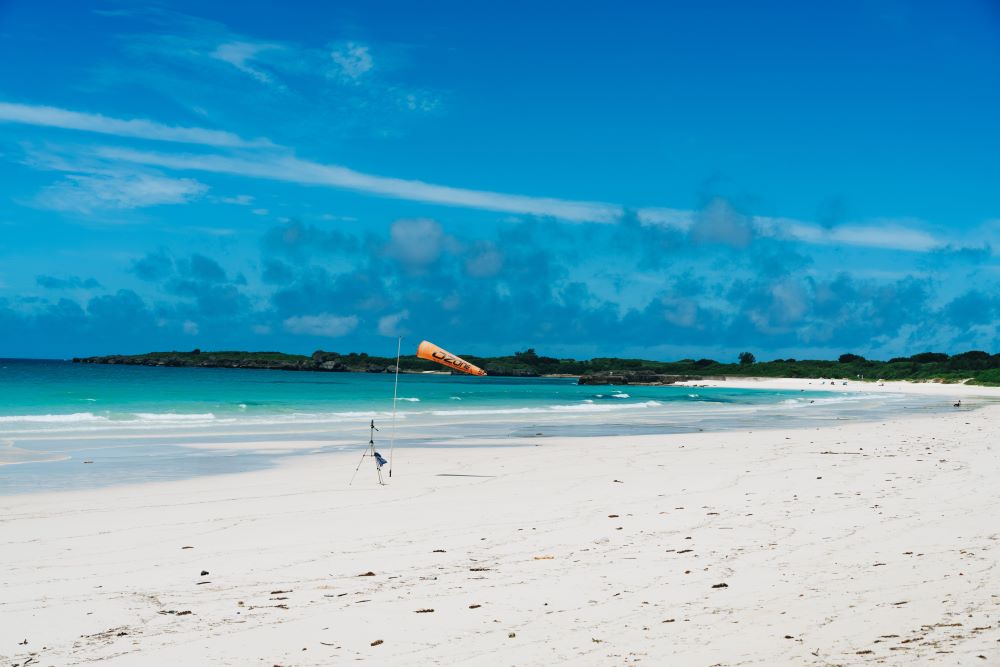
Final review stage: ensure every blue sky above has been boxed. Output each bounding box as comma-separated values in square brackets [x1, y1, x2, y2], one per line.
[1, 0, 998, 360]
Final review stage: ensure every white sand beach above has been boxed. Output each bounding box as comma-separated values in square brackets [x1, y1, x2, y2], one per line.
[3, 385, 1000, 665]
[676, 376, 1000, 399]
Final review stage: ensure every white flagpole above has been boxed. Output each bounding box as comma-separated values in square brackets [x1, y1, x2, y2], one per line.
[388, 336, 401, 478]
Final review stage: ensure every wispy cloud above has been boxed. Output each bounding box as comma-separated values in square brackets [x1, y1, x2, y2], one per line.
[377, 309, 409, 336]
[779, 219, 941, 252]
[95, 146, 625, 223]
[35, 171, 207, 214]
[96, 8, 438, 132]
[330, 41, 374, 81]
[94, 144, 964, 253]
[219, 194, 254, 205]
[211, 41, 283, 84]
[0, 101, 272, 148]
[283, 313, 358, 337]
[4, 101, 977, 253]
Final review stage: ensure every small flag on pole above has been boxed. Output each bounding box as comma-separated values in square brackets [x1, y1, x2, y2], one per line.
[374, 452, 388, 468]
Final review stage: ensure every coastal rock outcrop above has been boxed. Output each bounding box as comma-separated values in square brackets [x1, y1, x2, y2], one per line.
[482, 366, 540, 377]
[578, 372, 703, 386]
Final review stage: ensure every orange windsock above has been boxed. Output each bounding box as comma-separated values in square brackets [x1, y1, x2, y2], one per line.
[416, 340, 487, 376]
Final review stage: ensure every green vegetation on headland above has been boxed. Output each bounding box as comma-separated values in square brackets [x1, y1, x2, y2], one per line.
[71, 348, 1000, 386]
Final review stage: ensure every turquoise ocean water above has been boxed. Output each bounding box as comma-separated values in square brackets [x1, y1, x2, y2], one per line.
[0, 359, 944, 495]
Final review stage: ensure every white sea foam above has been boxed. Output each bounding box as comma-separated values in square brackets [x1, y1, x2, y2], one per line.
[311, 410, 395, 419]
[0, 388, 904, 441]
[611, 393, 630, 398]
[396, 397, 420, 402]
[554, 400, 660, 412]
[429, 400, 662, 417]
[0, 412, 109, 423]
[288, 410, 399, 422]
[130, 413, 218, 422]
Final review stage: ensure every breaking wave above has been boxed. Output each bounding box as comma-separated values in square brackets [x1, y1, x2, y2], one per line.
[0, 412, 109, 423]
[130, 413, 218, 422]
[430, 400, 663, 417]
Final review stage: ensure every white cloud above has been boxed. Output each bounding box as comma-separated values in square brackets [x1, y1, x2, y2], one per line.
[777, 219, 940, 252]
[385, 218, 444, 266]
[97, 145, 967, 252]
[464, 242, 504, 277]
[403, 92, 440, 113]
[283, 313, 358, 337]
[35, 172, 207, 214]
[690, 197, 754, 247]
[330, 41, 373, 80]
[661, 299, 698, 328]
[191, 226, 238, 237]
[182, 320, 199, 335]
[6, 101, 979, 254]
[96, 146, 625, 223]
[635, 207, 693, 229]
[221, 194, 254, 205]
[377, 310, 409, 337]
[0, 101, 271, 148]
[211, 41, 282, 84]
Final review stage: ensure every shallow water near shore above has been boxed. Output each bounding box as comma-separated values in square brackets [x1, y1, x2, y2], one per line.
[0, 359, 958, 494]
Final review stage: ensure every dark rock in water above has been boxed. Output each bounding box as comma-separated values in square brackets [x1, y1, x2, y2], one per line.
[200, 570, 209, 576]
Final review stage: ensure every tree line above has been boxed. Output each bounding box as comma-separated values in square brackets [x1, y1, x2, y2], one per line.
[74, 348, 1000, 385]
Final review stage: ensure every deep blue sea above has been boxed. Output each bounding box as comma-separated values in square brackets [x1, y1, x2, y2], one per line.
[0, 359, 942, 494]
